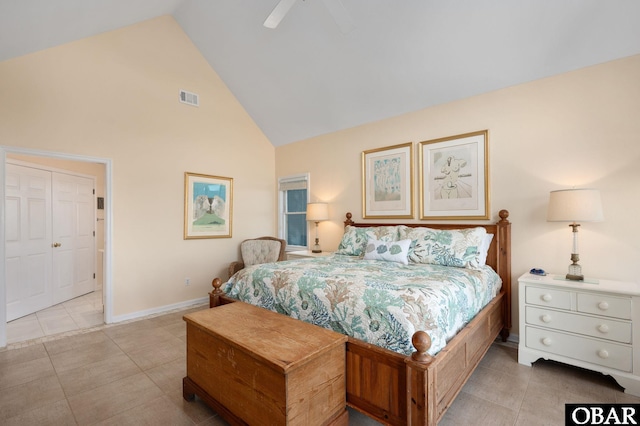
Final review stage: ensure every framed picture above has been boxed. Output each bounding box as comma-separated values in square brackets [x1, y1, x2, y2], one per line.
[361, 142, 414, 219]
[418, 130, 489, 220]
[184, 172, 233, 239]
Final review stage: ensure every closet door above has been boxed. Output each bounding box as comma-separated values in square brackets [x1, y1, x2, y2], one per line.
[5, 164, 53, 321]
[52, 172, 96, 304]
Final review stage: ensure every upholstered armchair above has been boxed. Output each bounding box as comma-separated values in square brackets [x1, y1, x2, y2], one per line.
[228, 236, 287, 278]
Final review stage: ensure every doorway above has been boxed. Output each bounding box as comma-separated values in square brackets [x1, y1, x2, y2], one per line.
[6, 161, 97, 321]
[0, 147, 112, 348]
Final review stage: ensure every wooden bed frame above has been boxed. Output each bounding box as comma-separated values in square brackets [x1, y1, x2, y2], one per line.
[208, 210, 511, 426]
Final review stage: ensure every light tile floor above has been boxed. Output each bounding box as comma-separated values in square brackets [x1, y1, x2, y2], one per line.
[6, 290, 104, 346]
[1, 304, 639, 425]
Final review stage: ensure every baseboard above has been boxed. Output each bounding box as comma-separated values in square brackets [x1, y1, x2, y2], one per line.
[110, 296, 208, 324]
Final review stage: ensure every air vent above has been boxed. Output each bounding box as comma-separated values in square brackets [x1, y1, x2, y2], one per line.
[179, 90, 199, 107]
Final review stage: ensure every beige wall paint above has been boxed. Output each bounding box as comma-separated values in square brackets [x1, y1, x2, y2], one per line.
[0, 16, 276, 317]
[276, 54, 640, 337]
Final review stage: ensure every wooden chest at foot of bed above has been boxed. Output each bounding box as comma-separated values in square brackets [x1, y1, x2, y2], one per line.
[183, 302, 349, 426]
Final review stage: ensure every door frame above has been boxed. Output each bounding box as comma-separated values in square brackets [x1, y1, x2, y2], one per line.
[0, 146, 113, 347]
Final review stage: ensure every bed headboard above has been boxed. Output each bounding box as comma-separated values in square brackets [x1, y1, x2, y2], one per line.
[343, 209, 512, 332]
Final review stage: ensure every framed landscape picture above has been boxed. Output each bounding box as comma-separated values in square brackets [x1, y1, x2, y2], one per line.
[361, 142, 414, 219]
[419, 130, 489, 220]
[184, 172, 233, 239]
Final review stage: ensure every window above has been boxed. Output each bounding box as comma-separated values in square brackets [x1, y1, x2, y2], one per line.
[278, 174, 309, 250]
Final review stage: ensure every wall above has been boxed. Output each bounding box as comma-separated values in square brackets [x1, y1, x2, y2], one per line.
[0, 16, 276, 318]
[276, 54, 640, 337]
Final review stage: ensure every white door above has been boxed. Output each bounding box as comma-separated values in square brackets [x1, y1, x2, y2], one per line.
[5, 164, 53, 320]
[5, 163, 96, 321]
[52, 173, 96, 304]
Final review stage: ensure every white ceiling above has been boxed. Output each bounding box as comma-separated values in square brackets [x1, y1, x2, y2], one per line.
[2, 0, 640, 146]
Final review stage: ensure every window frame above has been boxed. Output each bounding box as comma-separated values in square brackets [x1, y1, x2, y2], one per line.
[278, 173, 310, 252]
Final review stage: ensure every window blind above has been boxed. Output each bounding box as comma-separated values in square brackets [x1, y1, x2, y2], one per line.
[278, 177, 308, 191]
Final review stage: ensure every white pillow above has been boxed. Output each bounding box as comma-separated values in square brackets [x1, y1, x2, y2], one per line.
[363, 239, 411, 265]
[478, 234, 494, 267]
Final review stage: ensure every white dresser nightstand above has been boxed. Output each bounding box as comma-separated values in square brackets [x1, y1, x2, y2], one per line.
[518, 272, 640, 396]
[287, 250, 332, 260]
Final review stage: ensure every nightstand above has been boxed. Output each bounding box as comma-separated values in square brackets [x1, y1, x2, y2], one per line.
[518, 272, 640, 396]
[287, 250, 332, 260]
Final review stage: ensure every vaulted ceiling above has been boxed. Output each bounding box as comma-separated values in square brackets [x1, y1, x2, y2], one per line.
[2, 1, 640, 146]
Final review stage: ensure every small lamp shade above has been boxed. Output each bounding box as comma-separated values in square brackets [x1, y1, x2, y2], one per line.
[547, 189, 604, 223]
[306, 203, 329, 222]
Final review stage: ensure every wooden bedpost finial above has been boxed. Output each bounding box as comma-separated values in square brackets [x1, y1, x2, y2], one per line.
[411, 331, 434, 363]
[344, 212, 354, 227]
[498, 209, 510, 223]
[209, 278, 224, 308]
[211, 277, 223, 295]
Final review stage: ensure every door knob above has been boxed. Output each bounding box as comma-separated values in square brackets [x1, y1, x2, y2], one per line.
[52, 242, 61, 248]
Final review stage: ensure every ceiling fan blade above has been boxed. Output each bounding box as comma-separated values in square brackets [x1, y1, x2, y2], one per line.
[322, 0, 355, 34]
[264, 0, 299, 29]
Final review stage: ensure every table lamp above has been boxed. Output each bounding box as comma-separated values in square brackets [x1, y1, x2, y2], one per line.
[306, 203, 329, 253]
[547, 188, 604, 281]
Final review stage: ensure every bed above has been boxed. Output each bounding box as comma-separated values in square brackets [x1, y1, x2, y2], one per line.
[208, 210, 511, 426]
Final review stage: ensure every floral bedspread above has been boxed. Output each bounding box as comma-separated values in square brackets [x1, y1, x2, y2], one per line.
[222, 255, 502, 356]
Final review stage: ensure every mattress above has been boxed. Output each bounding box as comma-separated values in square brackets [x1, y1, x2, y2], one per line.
[222, 254, 502, 356]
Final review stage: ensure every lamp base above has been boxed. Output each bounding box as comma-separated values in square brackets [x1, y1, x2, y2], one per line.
[566, 256, 583, 281]
[312, 238, 321, 253]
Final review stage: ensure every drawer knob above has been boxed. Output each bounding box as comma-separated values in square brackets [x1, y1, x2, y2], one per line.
[598, 301, 609, 311]
[541, 294, 552, 302]
[597, 324, 610, 334]
[597, 349, 609, 359]
[541, 314, 552, 323]
[542, 337, 552, 346]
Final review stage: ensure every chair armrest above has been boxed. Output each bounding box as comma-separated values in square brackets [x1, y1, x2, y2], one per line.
[228, 261, 244, 279]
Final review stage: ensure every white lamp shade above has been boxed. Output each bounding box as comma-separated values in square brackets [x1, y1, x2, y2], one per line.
[547, 189, 604, 222]
[306, 203, 329, 221]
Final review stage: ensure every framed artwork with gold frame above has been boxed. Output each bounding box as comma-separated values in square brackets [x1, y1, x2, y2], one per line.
[361, 142, 414, 219]
[418, 130, 489, 220]
[184, 172, 233, 239]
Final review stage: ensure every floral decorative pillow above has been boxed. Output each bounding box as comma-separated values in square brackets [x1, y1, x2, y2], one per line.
[336, 226, 399, 256]
[363, 239, 411, 265]
[398, 226, 487, 269]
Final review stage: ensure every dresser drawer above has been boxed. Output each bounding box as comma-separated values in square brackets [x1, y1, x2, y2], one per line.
[525, 286, 572, 310]
[525, 306, 631, 343]
[525, 326, 632, 372]
[577, 293, 631, 320]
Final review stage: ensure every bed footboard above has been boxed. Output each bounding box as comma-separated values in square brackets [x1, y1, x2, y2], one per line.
[344, 332, 435, 425]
